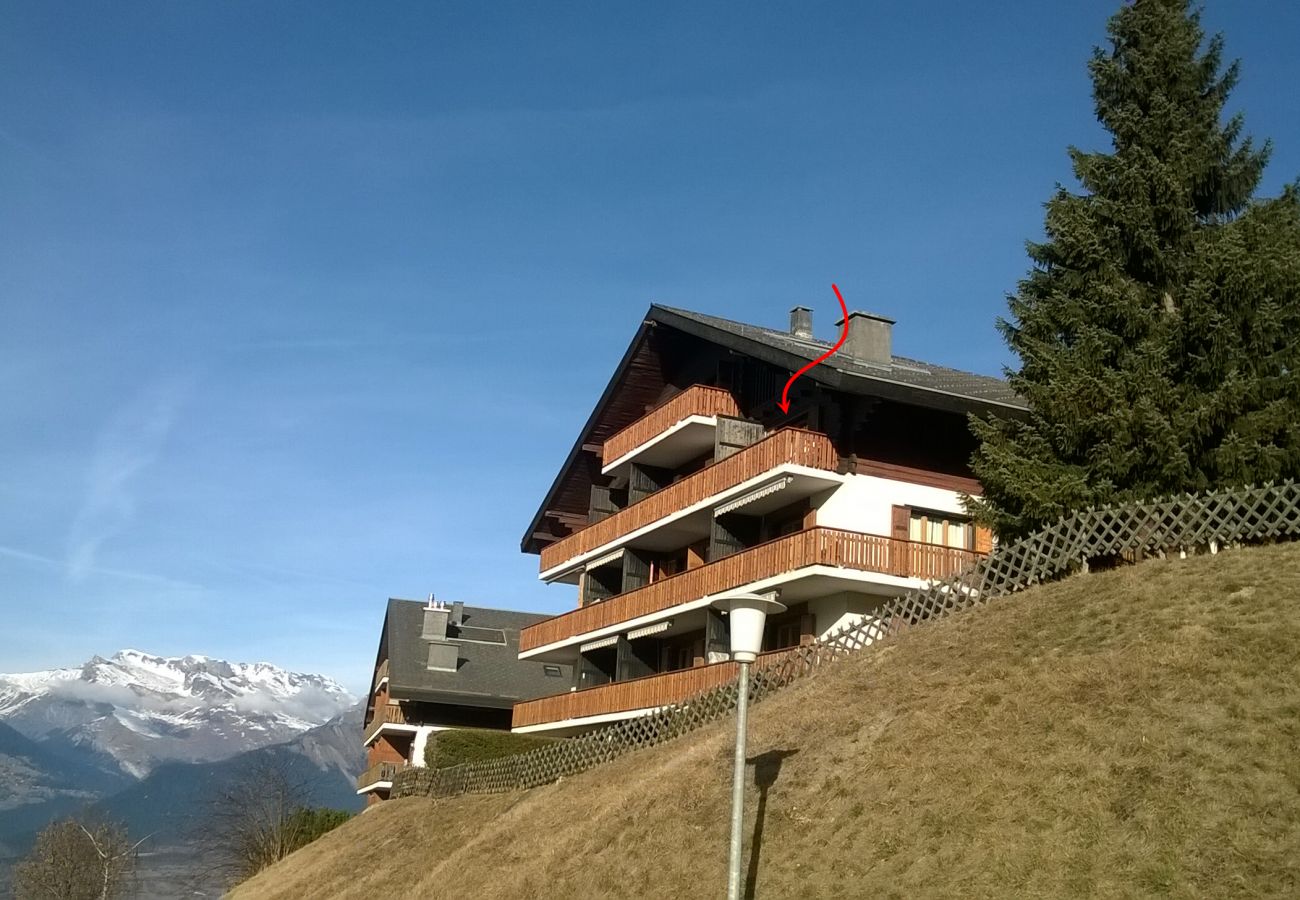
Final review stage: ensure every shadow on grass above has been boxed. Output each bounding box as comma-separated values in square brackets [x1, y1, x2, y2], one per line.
[744, 748, 799, 900]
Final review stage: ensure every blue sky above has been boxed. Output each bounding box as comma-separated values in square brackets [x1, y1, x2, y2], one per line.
[2, 2, 1298, 693]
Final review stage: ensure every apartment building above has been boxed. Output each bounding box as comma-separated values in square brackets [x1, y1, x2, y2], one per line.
[511, 303, 1025, 736]
[357, 598, 571, 803]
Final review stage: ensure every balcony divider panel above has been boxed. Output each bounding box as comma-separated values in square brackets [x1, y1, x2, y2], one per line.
[628, 463, 673, 505]
[589, 485, 617, 524]
[621, 549, 650, 594]
[715, 416, 764, 461]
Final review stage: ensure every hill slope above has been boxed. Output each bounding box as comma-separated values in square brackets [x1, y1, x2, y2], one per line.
[231, 544, 1300, 899]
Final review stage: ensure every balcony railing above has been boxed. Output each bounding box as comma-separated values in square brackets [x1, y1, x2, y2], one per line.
[356, 760, 401, 791]
[373, 658, 390, 690]
[601, 385, 742, 468]
[541, 427, 838, 574]
[513, 647, 803, 729]
[522, 527, 983, 652]
[362, 704, 410, 745]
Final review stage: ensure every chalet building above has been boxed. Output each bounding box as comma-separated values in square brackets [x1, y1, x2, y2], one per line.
[357, 598, 571, 803]
[511, 304, 1026, 736]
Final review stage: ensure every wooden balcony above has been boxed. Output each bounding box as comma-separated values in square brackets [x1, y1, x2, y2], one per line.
[356, 760, 401, 791]
[362, 704, 410, 745]
[541, 427, 838, 574]
[522, 527, 983, 653]
[373, 658, 390, 690]
[513, 647, 803, 729]
[601, 385, 742, 467]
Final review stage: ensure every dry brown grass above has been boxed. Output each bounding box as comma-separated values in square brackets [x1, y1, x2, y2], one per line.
[230, 544, 1300, 899]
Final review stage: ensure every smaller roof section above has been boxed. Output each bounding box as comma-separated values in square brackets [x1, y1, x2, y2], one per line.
[380, 599, 571, 710]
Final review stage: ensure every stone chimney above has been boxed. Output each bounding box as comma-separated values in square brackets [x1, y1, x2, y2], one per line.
[450, 600, 464, 627]
[422, 596, 459, 672]
[789, 306, 813, 339]
[422, 600, 449, 642]
[834, 310, 894, 367]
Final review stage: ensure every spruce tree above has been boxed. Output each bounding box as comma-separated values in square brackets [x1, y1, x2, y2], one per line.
[970, 0, 1300, 538]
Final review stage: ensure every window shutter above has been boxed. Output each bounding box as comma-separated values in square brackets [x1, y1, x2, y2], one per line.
[974, 525, 993, 554]
[891, 505, 910, 541]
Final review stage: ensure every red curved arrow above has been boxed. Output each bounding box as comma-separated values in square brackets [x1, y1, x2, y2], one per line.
[778, 283, 849, 414]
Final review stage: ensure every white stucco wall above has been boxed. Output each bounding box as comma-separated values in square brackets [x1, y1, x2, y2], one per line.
[410, 725, 450, 767]
[806, 591, 888, 644]
[812, 474, 971, 535]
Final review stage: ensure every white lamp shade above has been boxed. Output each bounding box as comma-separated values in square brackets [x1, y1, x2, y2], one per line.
[711, 593, 786, 663]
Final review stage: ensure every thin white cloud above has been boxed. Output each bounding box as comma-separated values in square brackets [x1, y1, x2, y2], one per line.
[0, 543, 201, 591]
[65, 377, 192, 582]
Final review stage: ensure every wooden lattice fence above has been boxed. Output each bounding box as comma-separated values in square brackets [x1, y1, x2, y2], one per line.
[391, 481, 1300, 801]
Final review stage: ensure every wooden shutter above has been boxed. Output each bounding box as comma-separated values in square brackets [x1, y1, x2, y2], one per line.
[891, 505, 911, 541]
[974, 525, 993, 554]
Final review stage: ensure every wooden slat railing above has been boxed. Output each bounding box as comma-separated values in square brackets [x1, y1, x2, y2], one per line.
[541, 427, 838, 573]
[601, 385, 742, 467]
[373, 658, 390, 689]
[362, 704, 409, 745]
[512, 647, 803, 729]
[356, 760, 401, 790]
[521, 527, 982, 652]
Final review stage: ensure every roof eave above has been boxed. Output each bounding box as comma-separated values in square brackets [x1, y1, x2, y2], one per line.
[519, 316, 656, 554]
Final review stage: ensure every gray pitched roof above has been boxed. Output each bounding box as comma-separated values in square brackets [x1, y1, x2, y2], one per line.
[383, 599, 571, 709]
[651, 305, 1026, 411]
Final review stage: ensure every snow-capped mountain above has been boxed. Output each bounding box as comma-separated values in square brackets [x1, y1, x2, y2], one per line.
[0, 650, 356, 779]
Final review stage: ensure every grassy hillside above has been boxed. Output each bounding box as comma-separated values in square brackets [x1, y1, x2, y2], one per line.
[231, 544, 1300, 899]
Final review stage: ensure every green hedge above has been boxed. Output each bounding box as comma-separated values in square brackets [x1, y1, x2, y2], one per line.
[423, 728, 557, 769]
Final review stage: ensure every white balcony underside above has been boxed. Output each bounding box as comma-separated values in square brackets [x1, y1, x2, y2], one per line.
[520, 564, 925, 662]
[512, 705, 665, 737]
[362, 722, 420, 747]
[355, 780, 394, 795]
[539, 464, 846, 583]
[601, 415, 719, 477]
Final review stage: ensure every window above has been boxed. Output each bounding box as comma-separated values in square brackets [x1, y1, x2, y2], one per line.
[909, 509, 974, 550]
[772, 621, 801, 650]
[543, 665, 563, 677]
[675, 645, 693, 670]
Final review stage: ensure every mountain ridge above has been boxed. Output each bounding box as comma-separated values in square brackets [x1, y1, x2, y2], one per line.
[0, 649, 355, 778]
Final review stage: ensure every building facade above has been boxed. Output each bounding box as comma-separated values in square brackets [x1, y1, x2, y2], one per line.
[357, 598, 571, 803]
[511, 304, 1025, 736]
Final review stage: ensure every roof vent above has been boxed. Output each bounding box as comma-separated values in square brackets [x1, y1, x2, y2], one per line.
[426, 641, 458, 672]
[834, 310, 894, 367]
[789, 306, 813, 340]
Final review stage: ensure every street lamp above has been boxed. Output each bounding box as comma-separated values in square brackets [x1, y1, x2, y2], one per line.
[712, 592, 786, 900]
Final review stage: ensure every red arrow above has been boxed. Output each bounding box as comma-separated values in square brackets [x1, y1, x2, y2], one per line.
[778, 283, 850, 414]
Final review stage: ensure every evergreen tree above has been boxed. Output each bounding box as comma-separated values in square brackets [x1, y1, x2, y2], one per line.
[970, 0, 1300, 537]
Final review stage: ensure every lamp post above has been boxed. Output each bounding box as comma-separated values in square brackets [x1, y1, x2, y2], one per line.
[712, 592, 786, 900]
